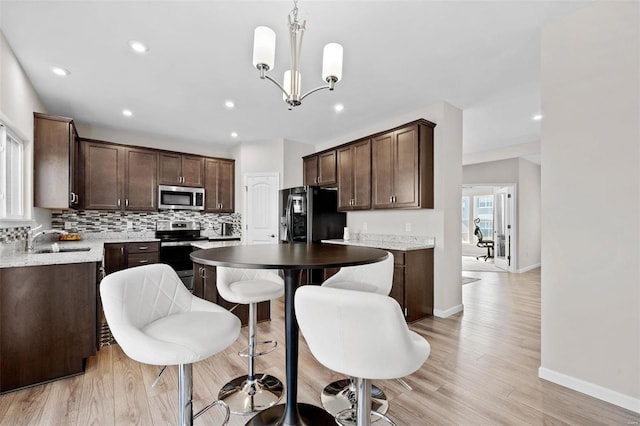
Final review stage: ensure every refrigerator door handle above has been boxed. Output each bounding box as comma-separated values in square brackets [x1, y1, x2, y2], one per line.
[285, 194, 294, 242]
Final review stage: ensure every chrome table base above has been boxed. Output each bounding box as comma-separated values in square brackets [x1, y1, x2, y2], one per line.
[218, 374, 283, 415]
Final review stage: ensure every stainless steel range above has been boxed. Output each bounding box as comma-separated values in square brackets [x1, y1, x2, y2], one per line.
[155, 220, 207, 290]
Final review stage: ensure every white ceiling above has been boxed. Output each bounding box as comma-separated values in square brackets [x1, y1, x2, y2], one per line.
[0, 0, 587, 154]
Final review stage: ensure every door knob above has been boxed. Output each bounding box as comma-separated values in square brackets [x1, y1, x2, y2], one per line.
[269, 234, 276, 238]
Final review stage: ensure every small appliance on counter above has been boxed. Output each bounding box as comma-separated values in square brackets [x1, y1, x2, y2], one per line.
[221, 222, 234, 236]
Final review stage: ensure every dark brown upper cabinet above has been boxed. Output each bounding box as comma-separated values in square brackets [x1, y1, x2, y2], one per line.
[337, 140, 371, 211]
[204, 158, 235, 213]
[159, 153, 204, 187]
[303, 150, 337, 187]
[372, 121, 434, 209]
[81, 140, 157, 211]
[33, 113, 80, 209]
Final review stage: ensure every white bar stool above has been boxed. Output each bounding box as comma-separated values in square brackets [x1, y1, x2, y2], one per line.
[320, 252, 394, 422]
[216, 267, 285, 415]
[296, 286, 430, 426]
[100, 264, 241, 426]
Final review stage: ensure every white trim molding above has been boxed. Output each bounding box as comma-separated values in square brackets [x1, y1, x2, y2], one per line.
[539, 367, 640, 414]
[433, 304, 464, 318]
[517, 262, 541, 273]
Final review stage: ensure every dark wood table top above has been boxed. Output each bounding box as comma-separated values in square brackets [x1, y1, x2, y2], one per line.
[190, 243, 388, 270]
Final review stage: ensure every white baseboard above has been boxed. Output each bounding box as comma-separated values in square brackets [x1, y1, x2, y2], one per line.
[517, 262, 541, 273]
[538, 367, 640, 414]
[433, 304, 464, 318]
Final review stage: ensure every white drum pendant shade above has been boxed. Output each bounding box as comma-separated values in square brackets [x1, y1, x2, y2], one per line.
[253, 26, 276, 70]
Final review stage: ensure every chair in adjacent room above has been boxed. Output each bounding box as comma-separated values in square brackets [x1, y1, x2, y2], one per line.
[474, 218, 494, 261]
[319, 252, 395, 420]
[100, 263, 241, 426]
[215, 267, 285, 415]
[295, 286, 431, 426]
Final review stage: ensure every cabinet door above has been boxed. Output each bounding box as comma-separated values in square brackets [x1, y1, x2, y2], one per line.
[158, 153, 182, 185]
[204, 159, 235, 212]
[217, 160, 235, 212]
[181, 155, 204, 187]
[104, 243, 127, 275]
[390, 265, 405, 318]
[33, 114, 74, 209]
[317, 150, 337, 186]
[192, 264, 204, 299]
[352, 140, 371, 209]
[124, 148, 157, 211]
[303, 156, 318, 186]
[393, 125, 420, 208]
[83, 142, 122, 210]
[372, 131, 395, 208]
[69, 123, 80, 208]
[337, 146, 354, 210]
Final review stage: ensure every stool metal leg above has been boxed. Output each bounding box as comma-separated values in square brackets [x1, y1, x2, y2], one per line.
[218, 302, 283, 414]
[356, 377, 371, 426]
[322, 377, 389, 422]
[178, 364, 193, 426]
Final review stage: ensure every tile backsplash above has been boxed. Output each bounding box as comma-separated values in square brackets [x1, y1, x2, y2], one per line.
[50, 210, 242, 235]
[0, 210, 241, 246]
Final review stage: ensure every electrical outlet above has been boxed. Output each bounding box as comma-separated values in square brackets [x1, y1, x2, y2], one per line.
[362, 222, 368, 231]
[126, 221, 134, 229]
[405, 222, 412, 232]
[64, 222, 73, 230]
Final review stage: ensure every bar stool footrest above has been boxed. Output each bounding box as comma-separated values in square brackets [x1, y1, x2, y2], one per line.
[238, 339, 278, 358]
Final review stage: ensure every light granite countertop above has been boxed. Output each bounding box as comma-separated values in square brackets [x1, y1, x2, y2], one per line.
[191, 240, 243, 250]
[322, 236, 435, 251]
[0, 241, 104, 268]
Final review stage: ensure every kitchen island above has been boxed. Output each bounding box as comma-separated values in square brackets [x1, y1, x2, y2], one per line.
[322, 234, 435, 322]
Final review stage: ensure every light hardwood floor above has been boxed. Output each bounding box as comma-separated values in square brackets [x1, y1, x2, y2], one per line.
[1, 267, 638, 425]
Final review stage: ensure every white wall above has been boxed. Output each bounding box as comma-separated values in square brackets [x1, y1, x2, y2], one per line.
[0, 30, 50, 228]
[282, 139, 315, 189]
[540, 0, 639, 412]
[315, 101, 463, 317]
[75, 123, 232, 158]
[517, 158, 541, 270]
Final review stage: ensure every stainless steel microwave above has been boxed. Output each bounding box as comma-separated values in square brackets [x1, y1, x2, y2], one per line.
[158, 185, 205, 210]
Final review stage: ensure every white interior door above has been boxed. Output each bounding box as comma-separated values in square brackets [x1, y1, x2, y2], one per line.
[244, 173, 279, 244]
[493, 186, 513, 271]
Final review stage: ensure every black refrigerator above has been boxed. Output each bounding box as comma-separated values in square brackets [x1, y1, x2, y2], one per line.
[279, 186, 346, 243]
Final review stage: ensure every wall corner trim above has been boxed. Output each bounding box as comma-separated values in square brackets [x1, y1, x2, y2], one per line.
[538, 367, 640, 414]
[433, 304, 464, 318]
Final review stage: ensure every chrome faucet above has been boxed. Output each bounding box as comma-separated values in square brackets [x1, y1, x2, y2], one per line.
[26, 225, 68, 252]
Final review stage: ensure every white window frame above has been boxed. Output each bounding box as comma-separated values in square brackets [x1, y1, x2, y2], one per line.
[0, 120, 28, 223]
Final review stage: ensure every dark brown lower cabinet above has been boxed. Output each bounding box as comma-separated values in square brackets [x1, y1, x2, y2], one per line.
[192, 263, 270, 326]
[0, 262, 99, 393]
[103, 242, 159, 275]
[388, 249, 434, 322]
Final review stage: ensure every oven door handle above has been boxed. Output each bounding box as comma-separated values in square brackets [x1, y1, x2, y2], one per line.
[160, 241, 197, 247]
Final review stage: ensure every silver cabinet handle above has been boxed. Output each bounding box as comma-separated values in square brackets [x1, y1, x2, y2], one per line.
[117, 199, 121, 207]
[138, 259, 149, 264]
[138, 246, 148, 250]
[125, 199, 129, 207]
[389, 196, 393, 203]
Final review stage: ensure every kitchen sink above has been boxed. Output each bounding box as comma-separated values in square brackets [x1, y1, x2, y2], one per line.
[34, 247, 91, 254]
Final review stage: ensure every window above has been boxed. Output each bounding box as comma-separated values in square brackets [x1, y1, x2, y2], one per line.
[0, 122, 25, 219]
[474, 195, 494, 240]
[462, 193, 496, 244]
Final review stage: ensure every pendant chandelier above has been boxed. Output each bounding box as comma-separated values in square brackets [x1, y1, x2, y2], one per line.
[252, 0, 343, 110]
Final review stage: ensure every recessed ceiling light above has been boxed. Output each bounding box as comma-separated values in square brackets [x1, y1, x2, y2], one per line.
[225, 100, 235, 109]
[129, 40, 149, 53]
[532, 114, 543, 121]
[51, 67, 70, 77]
[334, 103, 344, 113]
[122, 109, 133, 117]
[231, 132, 238, 138]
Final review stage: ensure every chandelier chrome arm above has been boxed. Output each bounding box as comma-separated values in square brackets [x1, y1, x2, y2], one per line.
[300, 77, 337, 101]
[259, 65, 292, 99]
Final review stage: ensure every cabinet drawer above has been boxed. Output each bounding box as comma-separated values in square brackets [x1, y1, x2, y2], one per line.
[389, 250, 405, 265]
[126, 241, 159, 253]
[127, 252, 159, 267]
